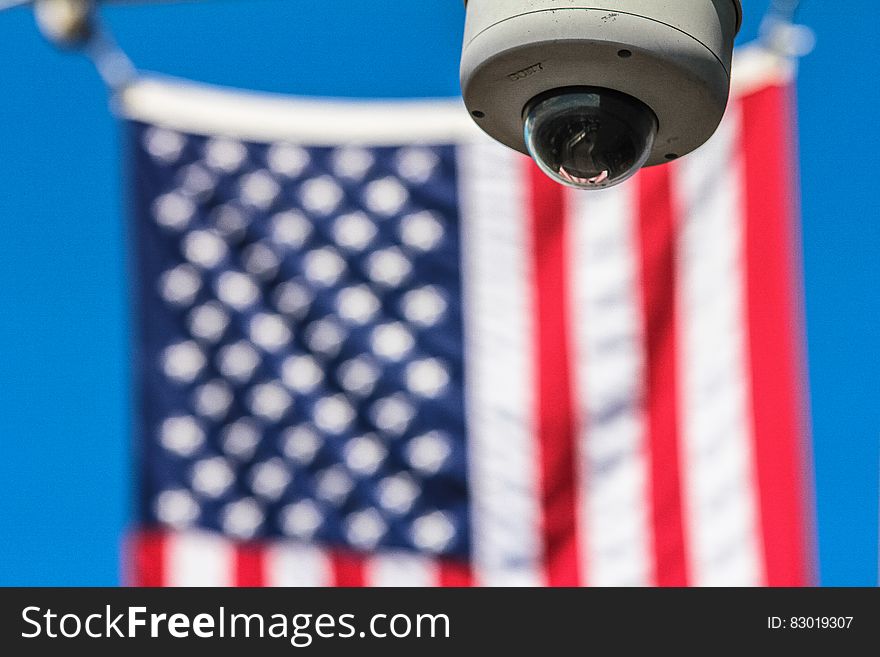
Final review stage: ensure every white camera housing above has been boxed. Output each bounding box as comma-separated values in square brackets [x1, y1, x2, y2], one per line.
[460, 0, 743, 188]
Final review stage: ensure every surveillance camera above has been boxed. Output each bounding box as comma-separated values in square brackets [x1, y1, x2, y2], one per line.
[460, 0, 743, 190]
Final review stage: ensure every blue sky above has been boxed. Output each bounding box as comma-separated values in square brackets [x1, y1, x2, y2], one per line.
[0, 1, 876, 585]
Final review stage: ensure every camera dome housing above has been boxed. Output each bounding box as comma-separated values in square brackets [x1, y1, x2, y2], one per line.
[524, 87, 657, 189]
[460, 0, 743, 187]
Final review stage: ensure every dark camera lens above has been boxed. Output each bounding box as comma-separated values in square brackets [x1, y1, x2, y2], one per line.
[523, 88, 658, 190]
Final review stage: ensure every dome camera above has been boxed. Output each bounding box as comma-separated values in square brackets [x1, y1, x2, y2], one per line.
[523, 87, 658, 189]
[460, 0, 743, 190]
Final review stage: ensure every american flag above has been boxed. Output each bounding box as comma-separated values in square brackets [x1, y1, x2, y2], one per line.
[126, 46, 814, 587]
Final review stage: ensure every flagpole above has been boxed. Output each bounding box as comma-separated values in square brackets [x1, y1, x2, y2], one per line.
[26, 0, 138, 93]
[760, 0, 815, 59]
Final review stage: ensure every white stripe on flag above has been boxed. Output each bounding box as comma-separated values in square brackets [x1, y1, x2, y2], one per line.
[166, 531, 234, 586]
[122, 78, 476, 145]
[265, 541, 333, 587]
[365, 552, 439, 587]
[568, 181, 654, 586]
[674, 102, 765, 586]
[458, 136, 543, 586]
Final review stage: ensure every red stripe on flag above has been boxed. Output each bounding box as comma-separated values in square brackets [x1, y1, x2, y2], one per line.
[438, 561, 474, 587]
[740, 84, 813, 586]
[129, 529, 166, 587]
[637, 165, 690, 587]
[526, 161, 582, 586]
[234, 542, 266, 587]
[331, 550, 367, 587]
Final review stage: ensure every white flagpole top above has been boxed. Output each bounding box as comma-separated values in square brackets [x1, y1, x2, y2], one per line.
[34, 0, 94, 47]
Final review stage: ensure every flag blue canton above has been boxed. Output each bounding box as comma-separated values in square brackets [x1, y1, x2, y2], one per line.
[133, 124, 469, 558]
